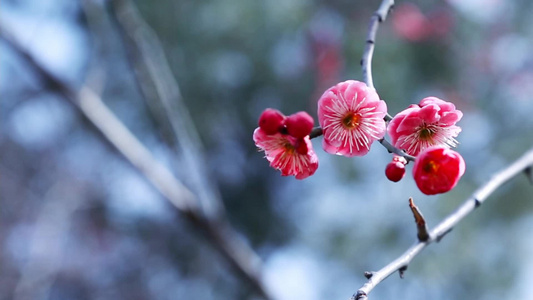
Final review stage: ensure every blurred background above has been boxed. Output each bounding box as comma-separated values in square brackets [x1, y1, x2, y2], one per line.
[1, 0, 533, 299]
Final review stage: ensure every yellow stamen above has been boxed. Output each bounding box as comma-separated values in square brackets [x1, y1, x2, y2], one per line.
[342, 113, 361, 129]
[423, 160, 438, 173]
[419, 127, 433, 140]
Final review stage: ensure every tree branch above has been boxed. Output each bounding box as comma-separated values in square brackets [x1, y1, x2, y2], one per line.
[108, 0, 225, 222]
[361, 0, 394, 92]
[351, 147, 533, 300]
[0, 28, 272, 300]
[359, 0, 418, 163]
[378, 138, 416, 162]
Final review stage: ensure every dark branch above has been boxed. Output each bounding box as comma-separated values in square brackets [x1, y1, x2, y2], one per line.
[378, 138, 416, 162]
[106, 1, 271, 297]
[525, 166, 533, 184]
[0, 26, 272, 300]
[309, 127, 323, 139]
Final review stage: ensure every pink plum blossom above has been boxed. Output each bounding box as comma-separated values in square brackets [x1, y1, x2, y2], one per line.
[413, 146, 465, 195]
[253, 128, 318, 179]
[317, 80, 387, 157]
[388, 97, 462, 156]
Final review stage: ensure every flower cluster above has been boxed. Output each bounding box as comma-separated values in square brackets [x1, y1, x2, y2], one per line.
[386, 96, 465, 194]
[253, 109, 318, 179]
[253, 80, 465, 195]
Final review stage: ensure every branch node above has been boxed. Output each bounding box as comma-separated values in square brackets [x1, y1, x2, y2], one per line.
[352, 291, 367, 300]
[525, 166, 533, 184]
[364, 271, 374, 279]
[399, 266, 408, 279]
[436, 228, 453, 242]
[387, 4, 395, 19]
[474, 198, 481, 208]
[409, 197, 429, 242]
[373, 12, 383, 23]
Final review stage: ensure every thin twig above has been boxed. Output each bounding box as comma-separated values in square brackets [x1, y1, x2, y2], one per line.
[309, 127, 323, 139]
[378, 138, 416, 162]
[102, 3, 272, 296]
[109, 0, 224, 221]
[359, 0, 417, 162]
[352, 147, 533, 300]
[361, 0, 394, 91]
[0, 28, 272, 300]
[13, 183, 84, 300]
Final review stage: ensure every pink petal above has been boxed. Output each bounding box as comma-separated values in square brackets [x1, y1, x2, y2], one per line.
[322, 138, 339, 155]
[417, 104, 440, 123]
[339, 144, 371, 157]
[342, 81, 359, 106]
[420, 97, 455, 112]
[439, 110, 463, 125]
[396, 111, 423, 133]
[254, 128, 319, 179]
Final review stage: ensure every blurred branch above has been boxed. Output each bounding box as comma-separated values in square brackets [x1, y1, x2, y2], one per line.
[309, 127, 323, 139]
[352, 147, 533, 300]
[0, 27, 271, 300]
[107, 0, 225, 221]
[13, 182, 84, 300]
[101, 1, 273, 296]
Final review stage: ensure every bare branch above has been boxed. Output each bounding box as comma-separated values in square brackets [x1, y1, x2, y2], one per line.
[0, 28, 272, 300]
[361, 0, 394, 91]
[13, 183, 84, 300]
[352, 147, 533, 300]
[378, 138, 416, 162]
[359, 0, 418, 163]
[108, 0, 224, 221]
[309, 127, 323, 139]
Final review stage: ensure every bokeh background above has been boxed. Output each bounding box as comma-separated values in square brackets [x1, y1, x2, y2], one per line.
[2, 0, 533, 299]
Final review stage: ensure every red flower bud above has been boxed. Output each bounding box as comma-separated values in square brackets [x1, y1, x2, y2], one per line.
[413, 146, 465, 195]
[258, 108, 285, 135]
[285, 111, 314, 139]
[385, 161, 406, 182]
